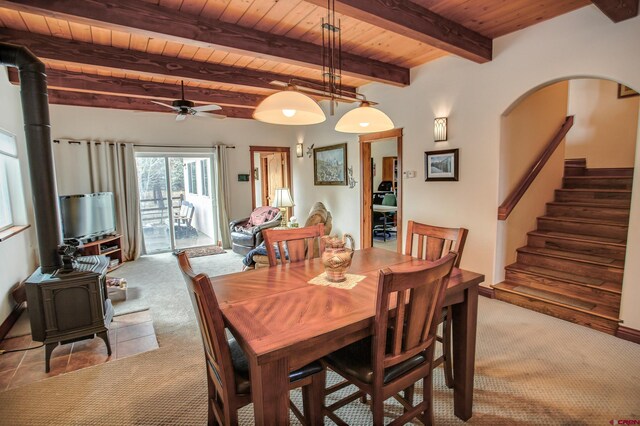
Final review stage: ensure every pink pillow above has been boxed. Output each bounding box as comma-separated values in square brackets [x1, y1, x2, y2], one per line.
[249, 206, 279, 226]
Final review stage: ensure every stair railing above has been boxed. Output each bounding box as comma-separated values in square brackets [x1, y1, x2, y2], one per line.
[497, 116, 574, 220]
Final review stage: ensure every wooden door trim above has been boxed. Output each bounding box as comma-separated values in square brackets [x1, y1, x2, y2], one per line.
[260, 155, 270, 206]
[359, 128, 403, 253]
[250, 146, 293, 211]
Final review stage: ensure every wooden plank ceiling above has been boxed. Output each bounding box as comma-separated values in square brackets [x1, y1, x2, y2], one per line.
[0, 0, 604, 120]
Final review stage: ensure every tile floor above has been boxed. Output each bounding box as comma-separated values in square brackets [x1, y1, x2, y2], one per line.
[0, 310, 158, 390]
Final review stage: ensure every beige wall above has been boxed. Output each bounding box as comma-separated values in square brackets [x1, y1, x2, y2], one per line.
[48, 105, 294, 220]
[290, 6, 640, 329]
[0, 69, 37, 324]
[567, 79, 639, 167]
[290, 126, 359, 240]
[495, 82, 568, 280]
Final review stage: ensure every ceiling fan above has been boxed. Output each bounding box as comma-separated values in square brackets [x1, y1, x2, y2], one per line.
[151, 81, 225, 121]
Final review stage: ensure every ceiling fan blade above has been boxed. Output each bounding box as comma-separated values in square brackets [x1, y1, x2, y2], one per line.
[151, 100, 177, 110]
[192, 104, 222, 112]
[194, 111, 226, 119]
[176, 113, 187, 121]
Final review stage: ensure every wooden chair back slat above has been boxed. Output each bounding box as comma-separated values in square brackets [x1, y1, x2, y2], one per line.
[405, 220, 468, 267]
[373, 253, 456, 371]
[416, 234, 425, 259]
[392, 289, 407, 356]
[263, 224, 325, 267]
[426, 236, 445, 262]
[176, 252, 236, 401]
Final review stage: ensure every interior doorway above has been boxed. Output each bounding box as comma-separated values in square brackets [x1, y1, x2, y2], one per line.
[359, 129, 403, 253]
[250, 146, 292, 213]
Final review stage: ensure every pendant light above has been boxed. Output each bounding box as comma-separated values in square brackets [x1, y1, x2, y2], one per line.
[253, 85, 326, 125]
[335, 101, 394, 134]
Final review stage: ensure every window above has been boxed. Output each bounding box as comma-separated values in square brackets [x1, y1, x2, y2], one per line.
[0, 160, 12, 231]
[0, 129, 22, 232]
[187, 162, 197, 194]
[200, 159, 210, 197]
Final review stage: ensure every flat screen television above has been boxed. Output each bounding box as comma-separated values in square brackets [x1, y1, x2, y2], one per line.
[59, 192, 116, 240]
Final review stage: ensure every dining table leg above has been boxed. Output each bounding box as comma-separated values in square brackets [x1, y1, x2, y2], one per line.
[451, 284, 479, 421]
[249, 357, 290, 426]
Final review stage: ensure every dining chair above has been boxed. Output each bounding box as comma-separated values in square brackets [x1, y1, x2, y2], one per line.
[262, 223, 325, 266]
[405, 220, 468, 389]
[323, 253, 457, 426]
[176, 251, 325, 425]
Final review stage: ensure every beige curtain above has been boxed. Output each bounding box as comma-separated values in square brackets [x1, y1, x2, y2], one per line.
[215, 144, 231, 248]
[87, 141, 141, 261]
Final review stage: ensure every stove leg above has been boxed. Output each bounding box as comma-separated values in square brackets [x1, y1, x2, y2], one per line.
[97, 331, 112, 356]
[44, 342, 57, 373]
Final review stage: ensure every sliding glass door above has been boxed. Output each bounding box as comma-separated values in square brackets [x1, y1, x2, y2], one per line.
[136, 154, 217, 254]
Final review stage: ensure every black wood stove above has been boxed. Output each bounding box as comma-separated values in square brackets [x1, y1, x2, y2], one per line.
[25, 256, 114, 372]
[1, 43, 114, 372]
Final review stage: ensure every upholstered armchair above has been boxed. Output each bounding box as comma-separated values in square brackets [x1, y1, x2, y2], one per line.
[248, 202, 333, 269]
[229, 206, 282, 255]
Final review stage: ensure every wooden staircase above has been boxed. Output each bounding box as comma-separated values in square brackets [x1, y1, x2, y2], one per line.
[493, 158, 633, 335]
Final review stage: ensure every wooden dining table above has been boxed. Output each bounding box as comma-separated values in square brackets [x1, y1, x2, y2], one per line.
[213, 247, 485, 425]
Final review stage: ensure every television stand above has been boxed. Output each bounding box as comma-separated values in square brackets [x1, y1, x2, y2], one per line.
[78, 234, 124, 272]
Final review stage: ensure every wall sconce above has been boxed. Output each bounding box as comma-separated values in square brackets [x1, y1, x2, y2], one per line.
[296, 142, 303, 158]
[434, 117, 448, 142]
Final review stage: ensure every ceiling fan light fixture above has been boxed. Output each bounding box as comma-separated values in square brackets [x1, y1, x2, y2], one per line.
[253, 88, 326, 125]
[335, 102, 394, 134]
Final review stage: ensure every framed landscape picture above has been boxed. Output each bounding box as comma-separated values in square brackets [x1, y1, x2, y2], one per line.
[314, 143, 348, 185]
[425, 148, 459, 181]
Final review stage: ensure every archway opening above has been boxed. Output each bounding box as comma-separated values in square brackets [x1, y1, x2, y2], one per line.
[494, 77, 638, 335]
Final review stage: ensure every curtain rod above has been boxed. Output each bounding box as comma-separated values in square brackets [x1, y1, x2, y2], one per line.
[53, 140, 235, 149]
[134, 144, 236, 149]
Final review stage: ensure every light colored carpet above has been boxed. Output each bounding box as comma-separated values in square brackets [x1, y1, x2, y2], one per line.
[0, 251, 639, 425]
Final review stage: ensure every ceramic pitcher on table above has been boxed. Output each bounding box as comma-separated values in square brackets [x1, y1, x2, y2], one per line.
[321, 234, 355, 282]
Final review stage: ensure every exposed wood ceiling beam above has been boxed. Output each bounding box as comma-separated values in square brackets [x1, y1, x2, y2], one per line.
[1, 0, 409, 86]
[7, 67, 264, 108]
[591, 0, 639, 22]
[0, 28, 358, 94]
[303, 0, 492, 63]
[45, 89, 254, 119]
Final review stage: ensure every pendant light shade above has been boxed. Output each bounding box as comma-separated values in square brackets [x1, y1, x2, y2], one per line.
[335, 102, 394, 133]
[253, 89, 326, 125]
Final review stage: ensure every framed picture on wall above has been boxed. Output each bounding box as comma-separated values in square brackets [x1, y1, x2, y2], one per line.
[618, 84, 639, 98]
[313, 143, 348, 185]
[425, 149, 459, 181]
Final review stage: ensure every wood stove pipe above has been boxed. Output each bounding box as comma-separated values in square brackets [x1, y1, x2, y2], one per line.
[0, 43, 62, 273]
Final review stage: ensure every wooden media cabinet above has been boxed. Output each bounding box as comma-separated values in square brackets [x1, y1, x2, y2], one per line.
[79, 234, 124, 272]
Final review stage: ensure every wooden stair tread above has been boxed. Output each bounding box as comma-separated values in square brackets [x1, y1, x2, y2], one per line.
[564, 175, 632, 179]
[539, 215, 629, 227]
[584, 168, 634, 176]
[556, 188, 632, 193]
[517, 246, 624, 268]
[565, 158, 586, 165]
[528, 230, 626, 245]
[493, 282, 620, 321]
[547, 201, 631, 210]
[510, 285, 595, 310]
[505, 263, 622, 294]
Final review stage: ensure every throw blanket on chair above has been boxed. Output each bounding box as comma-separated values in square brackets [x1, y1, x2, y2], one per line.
[242, 242, 289, 267]
[249, 206, 279, 226]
